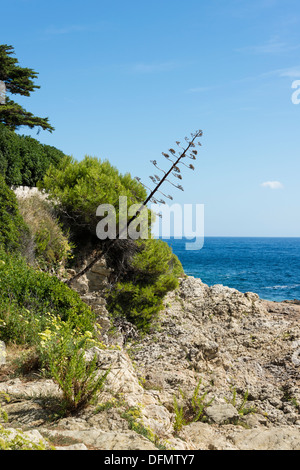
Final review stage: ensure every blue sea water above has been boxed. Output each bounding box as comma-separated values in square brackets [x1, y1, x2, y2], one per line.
[163, 237, 300, 302]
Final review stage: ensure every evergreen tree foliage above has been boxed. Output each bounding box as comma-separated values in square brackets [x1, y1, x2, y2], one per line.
[39, 155, 148, 240]
[0, 123, 65, 186]
[0, 174, 29, 252]
[0, 44, 54, 132]
[107, 238, 184, 331]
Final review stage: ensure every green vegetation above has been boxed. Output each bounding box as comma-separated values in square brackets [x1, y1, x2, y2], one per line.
[0, 44, 54, 132]
[0, 174, 29, 252]
[121, 405, 167, 450]
[0, 426, 48, 450]
[0, 392, 9, 423]
[107, 238, 183, 331]
[38, 154, 148, 240]
[18, 194, 73, 272]
[0, 250, 106, 418]
[225, 387, 257, 418]
[0, 123, 65, 186]
[38, 327, 109, 416]
[0, 47, 185, 424]
[0, 250, 96, 345]
[173, 379, 215, 434]
[39, 155, 183, 331]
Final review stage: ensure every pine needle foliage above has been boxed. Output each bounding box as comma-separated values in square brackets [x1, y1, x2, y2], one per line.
[0, 174, 29, 252]
[0, 44, 54, 132]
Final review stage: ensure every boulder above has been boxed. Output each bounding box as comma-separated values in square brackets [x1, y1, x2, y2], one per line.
[205, 404, 239, 424]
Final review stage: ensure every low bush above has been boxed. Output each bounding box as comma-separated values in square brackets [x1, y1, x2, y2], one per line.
[107, 238, 184, 331]
[37, 323, 109, 416]
[0, 123, 65, 187]
[0, 250, 95, 346]
[0, 175, 29, 253]
[38, 155, 148, 250]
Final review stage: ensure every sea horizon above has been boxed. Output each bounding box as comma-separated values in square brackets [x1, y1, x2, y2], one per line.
[158, 235, 300, 239]
[161, 236, 300, 303]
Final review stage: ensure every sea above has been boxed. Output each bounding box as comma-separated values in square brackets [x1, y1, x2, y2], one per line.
[162, 237, 300, 303]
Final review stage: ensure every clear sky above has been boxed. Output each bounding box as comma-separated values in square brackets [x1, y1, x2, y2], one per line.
[1, 0, 300, 237]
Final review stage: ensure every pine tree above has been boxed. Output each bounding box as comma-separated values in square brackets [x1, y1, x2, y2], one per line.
[0, 44, 54, 132]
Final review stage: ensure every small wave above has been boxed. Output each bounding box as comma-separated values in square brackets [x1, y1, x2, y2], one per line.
[262, 284, 300, 290]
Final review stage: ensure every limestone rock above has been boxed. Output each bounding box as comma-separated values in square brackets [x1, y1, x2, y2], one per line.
[0, 427, 50, 449]
[72, 274, 89, 295]
[55, 443, 88, 450]
[84, 348, 144, 400]
[44, 429, 157, 450]
[232, 427, 300, 450]
[0, 378, 61, 398]
[182, 422, 237, 450]
[205, 404, 239, 424]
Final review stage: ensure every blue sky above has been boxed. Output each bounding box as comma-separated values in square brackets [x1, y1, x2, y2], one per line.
[1, 0, 300, 237]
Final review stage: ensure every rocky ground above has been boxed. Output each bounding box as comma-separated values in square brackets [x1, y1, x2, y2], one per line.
[0, 276, 300, 450]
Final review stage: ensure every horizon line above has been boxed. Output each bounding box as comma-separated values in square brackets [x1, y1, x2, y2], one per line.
[157, 235, 300, 239]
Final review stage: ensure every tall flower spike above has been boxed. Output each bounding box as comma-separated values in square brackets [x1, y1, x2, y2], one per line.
[162, 152, 175, 163]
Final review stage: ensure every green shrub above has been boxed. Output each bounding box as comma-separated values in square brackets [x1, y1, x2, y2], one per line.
[0, 250, 95, 345]
[38, 326, 109, 416]
[0, 175, 29, 252]
[107, 238, 183, 331]
[38, 154, 148, 242]
[0, 123, 65, 186]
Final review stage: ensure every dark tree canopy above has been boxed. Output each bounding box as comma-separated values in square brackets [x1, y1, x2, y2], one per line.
[0, 44, 54, 132]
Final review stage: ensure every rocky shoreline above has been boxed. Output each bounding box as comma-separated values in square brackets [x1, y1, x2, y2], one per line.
[1, 276, 300, 450]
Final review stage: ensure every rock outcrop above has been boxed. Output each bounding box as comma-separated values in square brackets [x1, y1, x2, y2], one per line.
[1, 276, 300, 450]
